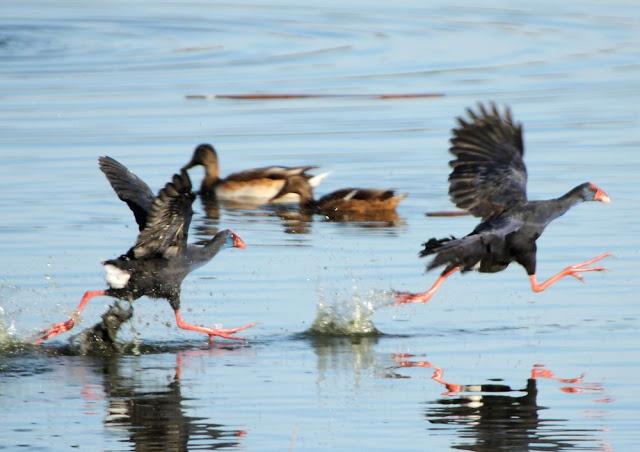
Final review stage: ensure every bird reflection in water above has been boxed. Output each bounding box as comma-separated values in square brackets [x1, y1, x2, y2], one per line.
[390, 354, 609, 451]
[66, 312, 248, 450]
[91, 350, 247, 451]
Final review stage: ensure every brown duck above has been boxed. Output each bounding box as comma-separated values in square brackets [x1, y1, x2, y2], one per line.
[182, 143, 329, 205]
[271, 175, 407, 218]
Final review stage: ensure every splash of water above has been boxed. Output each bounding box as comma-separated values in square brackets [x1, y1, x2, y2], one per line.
[0, 306, 23, 353]
[307, 286, 393, 336]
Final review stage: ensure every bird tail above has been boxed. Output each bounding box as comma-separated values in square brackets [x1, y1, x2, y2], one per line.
[308, 171, 331, 188]
[419, 235, 482, 271]
[419, 236, 456, 257]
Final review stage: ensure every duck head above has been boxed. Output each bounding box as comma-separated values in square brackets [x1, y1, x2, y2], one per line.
[270, 175, 315, 207]
[182, 144, 220, 180]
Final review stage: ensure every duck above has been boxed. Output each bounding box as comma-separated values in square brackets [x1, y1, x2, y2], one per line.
[182, 143, 329, 205]
[270, 175, 407, 219]
[395, 103, 610, 305]
[36, 157, 254, 344]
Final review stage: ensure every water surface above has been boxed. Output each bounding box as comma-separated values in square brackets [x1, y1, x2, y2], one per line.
[1, 1, 639, 450]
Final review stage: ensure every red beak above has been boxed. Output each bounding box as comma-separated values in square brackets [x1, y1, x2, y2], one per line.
[231, 232, 247, 249]
[594, 187, 610, 203]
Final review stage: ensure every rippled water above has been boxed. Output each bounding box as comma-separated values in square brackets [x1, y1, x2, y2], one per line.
[1, 1, 639, 450]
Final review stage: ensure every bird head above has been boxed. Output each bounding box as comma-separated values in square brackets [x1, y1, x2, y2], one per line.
[225, 230, 247, 249]
[269, 175, 314, 204]
[587, 182, 610, 203]
[182, 143, 218, 170]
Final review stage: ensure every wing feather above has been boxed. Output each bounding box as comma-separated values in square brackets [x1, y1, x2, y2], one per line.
[448, 103, 527, 219]
[225, 166, 318, 182]
[132, 171, 195, 259]
[99, 156, 155, 230]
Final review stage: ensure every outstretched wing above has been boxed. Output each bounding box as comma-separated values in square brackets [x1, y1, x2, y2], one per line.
[99, 156, 155, 230]
[132, 170, 195, 259]
[448, 103, 527, 220]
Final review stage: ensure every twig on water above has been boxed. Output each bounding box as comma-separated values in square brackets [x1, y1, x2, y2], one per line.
[186, 93, 445, 101]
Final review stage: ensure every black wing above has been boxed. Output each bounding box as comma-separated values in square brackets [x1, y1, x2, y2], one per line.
[132, 170, 195, 259]
[421, 216, 523, 271]
[448, 103, 527, 220]
[99, 156, 155, 230]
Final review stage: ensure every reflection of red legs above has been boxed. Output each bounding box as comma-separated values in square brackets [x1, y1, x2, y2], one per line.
[35, 290, 106, 344]
[531, 364, 583, 384]
[431, 368, 462, 393]
[531, 364, 602, 394]
[391, 354, 462, 393]
[395, 267, 460, 305]
[174, 309, 256, 343]
[529, 253, 610, 292]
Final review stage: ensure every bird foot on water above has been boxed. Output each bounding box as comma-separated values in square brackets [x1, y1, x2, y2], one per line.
[393, 291, 432, 305]
[206, 322, 257, 343]
[34, 318, 76, 344]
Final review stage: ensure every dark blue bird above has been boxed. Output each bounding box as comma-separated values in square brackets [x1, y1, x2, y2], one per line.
[37, 157, 253, 343]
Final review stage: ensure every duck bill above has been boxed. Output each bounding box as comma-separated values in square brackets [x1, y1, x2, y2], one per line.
[594, 187, 610, 203]
[181, 159, 197, 171]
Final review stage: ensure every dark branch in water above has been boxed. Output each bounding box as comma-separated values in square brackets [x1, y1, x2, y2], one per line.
[425, 210, 470, 217]
[185, 93, 445, 101]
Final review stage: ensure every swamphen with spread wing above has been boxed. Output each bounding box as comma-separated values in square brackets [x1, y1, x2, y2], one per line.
[396, 103, 610, 305]
[37, 157, 253, 343]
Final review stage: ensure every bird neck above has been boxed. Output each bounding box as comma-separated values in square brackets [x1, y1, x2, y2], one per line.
[184, 233, 227, 269]
[296, 187, 318, 211]
[542, 186, 587, 223]
[202, 158, 220, 186]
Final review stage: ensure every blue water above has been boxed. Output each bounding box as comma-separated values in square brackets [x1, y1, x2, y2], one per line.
[1, 1, 639, 450]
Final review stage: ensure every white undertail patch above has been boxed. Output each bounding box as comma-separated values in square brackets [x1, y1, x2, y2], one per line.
[309, 171, 330, 188]
[104, 264, 130, 289]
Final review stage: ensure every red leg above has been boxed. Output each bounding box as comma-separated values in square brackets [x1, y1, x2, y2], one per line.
[35, 290, 106, 344]
[174, 309, 256, 342]
[529, 252, 611, 293]
[395, 267, 460, 305]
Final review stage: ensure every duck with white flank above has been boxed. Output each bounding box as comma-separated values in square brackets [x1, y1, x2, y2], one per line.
[182, 143, 329, 205]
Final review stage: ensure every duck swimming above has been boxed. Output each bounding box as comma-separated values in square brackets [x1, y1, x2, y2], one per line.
[182, 143, 329, 205]
[271, 175, 407, 219]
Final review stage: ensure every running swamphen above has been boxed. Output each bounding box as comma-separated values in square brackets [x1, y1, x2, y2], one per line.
[396, 103, 610, 305]
[36, 157, 254, 343]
